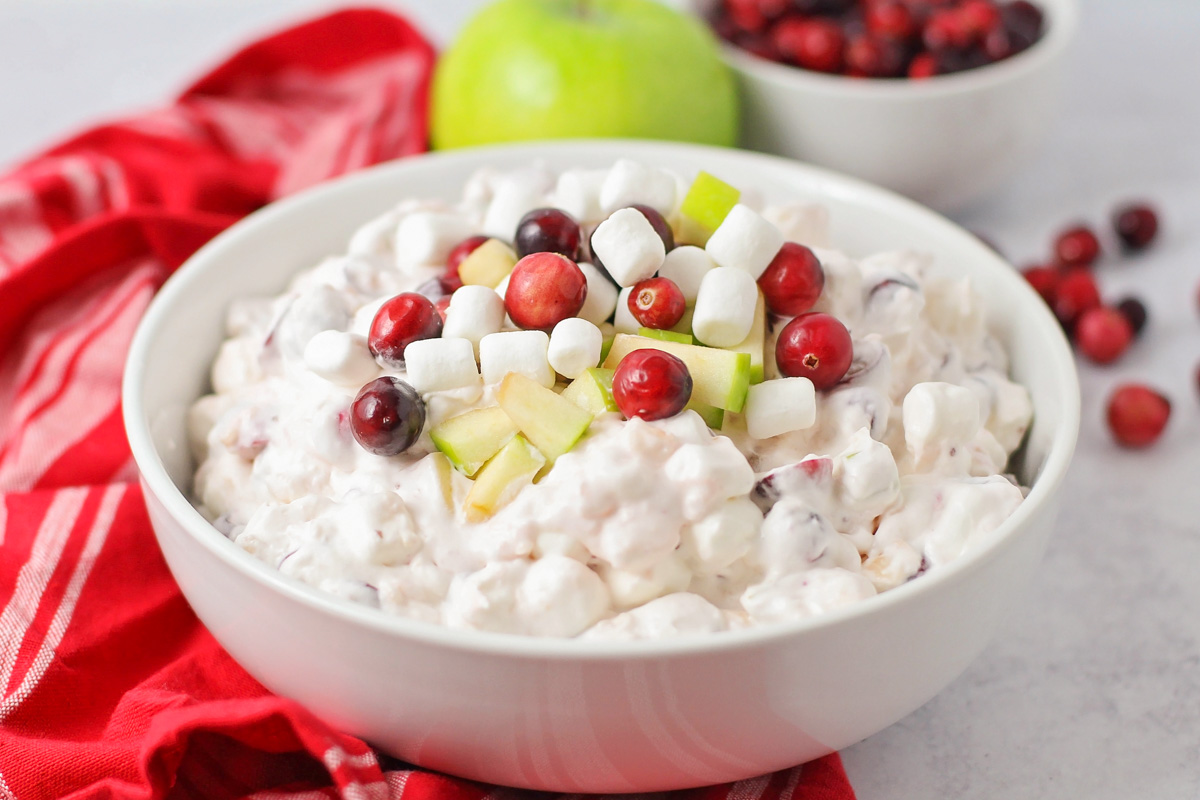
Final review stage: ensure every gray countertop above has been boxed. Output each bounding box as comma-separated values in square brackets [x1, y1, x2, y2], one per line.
[2, 1, 1197, 797]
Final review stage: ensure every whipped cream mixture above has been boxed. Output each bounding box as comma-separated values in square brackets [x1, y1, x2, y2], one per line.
[189, 160, 1032, 639]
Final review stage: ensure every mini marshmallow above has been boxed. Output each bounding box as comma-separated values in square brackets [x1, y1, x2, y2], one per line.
[692, 266, 758, 347]
[347, 210, 398, 258]
[577, 262, 619, 326]
[903, 381, 983, 454]
[744, 377, 817, 440]
[553, 169, 608, 224]
[482, 171, 551, 239]
[479, 330, 554, 387]
[303, 330, 380, 386]
[403, 337, 481, 395]
[442, 285, 505, 355]
[705, 204, 785, 279]
[548, 318, 603, 379]
[762, 203, 831, 248]
[590, 208, 666, 287]
[599, 159, 677, 216]
[658, 245, 716, 303]
[613, 287, 639, 334]
[393, 212, 476, 270]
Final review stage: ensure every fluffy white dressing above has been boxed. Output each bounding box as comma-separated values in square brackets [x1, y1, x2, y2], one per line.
[189, 161, 1033, 639]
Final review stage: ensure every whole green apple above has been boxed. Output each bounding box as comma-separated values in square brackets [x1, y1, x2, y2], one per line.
[431, 0, 738, 149]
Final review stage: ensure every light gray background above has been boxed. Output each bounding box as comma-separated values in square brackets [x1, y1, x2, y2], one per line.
[2, 1, 1198, 797]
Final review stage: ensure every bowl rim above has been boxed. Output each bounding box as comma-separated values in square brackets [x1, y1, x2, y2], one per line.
[710, 0, 1080, 100]
[122, 139, 1080, 661]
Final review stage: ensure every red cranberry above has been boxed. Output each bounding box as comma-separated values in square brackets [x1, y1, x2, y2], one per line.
[1113, 203, 1159, 252]
[1106, 384, 1170, 448]
[759, 242, 826, 316]
[612, 349, 693, 421]
[1021, 264, 1060, 306]
[958, 0, 1003, 38]
[775, 312, 853, 390]
[368, 293, 443, 367]
[982, 27, 1013, 60]
[1052, 269, 1101, 332]
[630, 204, 675, 252]
[845, 35, 905, 77]
[434, 295, 452, 324]
[629, 277, 687, 330]
[444, 235, 489, 293]
[350, 377, 425, 456]
[505, 252, 588, 330]
[1001, 0, 1044, 50]
[514, 208, 581, 260]
[865, 1, 917, 40]
[1075, 307, 1132, 364]
[773, 18, 845, 73]
[907, 52, 940, 78]
[923, 9, 971, 51]
[1115, 297, 1147, 337]
[723, 0, 770, 33]
[1054, 225, 1102, 267]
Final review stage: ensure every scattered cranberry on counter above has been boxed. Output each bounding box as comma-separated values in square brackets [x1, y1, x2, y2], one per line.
[1020, 264, 1059, 306]
[1052, 269, 1101, 333]
[1053, 225, 1101, 268]
[629, 277, 687, 330]
[1113, 204, 1159, 252]
[444, 235, 489, 293]
[1074, 307, 1132, 365]
[350, 376, 426, 456]
[1115, 297, 1148, 337]
[759, 242, 826, 316]
[504, 252, 588, 331]
[1106, 384, 1170, 448]
[514, 208, 582, 260]
[775, 312, 853, 389]
[612, 349, 694, 421]
[368, 293, 443, 367]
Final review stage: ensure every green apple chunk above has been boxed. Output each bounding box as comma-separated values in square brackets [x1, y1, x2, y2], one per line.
[602, 334, 751, 413]
[638, 327, 693, 345]
[498, 372, 595, 461]
[679, 171, 740, 244]
[685, 398, 724, 429]
[562, 368, 618, 415]
[430, 406, 518, 477]
[726, 291, 766, 384]
[459, 238, 517, 288]
[465, 435, 545, 522]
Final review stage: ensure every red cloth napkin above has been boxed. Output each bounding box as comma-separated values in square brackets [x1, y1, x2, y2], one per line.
[0, 8, 858, 799]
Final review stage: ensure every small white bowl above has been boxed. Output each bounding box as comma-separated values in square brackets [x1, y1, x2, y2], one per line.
[123, 140, 1079, 792]
[699, 0, 1079, 211]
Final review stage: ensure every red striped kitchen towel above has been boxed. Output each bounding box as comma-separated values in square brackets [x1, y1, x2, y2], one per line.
[0, 7, 856, 799]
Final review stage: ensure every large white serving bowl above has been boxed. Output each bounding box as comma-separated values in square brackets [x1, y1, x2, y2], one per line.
[692, 0, 1079, 211]
[123, 140, 1079, 793]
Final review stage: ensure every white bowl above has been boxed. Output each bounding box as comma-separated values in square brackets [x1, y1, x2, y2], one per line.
[123, 140, 1079, 792]
[699, 0, 1079, 211]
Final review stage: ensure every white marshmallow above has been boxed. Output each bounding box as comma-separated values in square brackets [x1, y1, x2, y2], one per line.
[553, 169, 608, 224]
[599, 159, 677, 216]
[347, 209, 398, 259]
[658, 245, 716, 303]
[590, 208, 666, 287]
[613, 287, 639, 334]
[403, 337, 481, 395]
[903, 382, 983, 453]
[705, 204, 784, 279]
[442, 285, 505, 355]
[762, 203, 831, 248]
[482, 171, 551, 240]
[393, 212, 476, 270]
[744, 377, 817, 440]
[577, 262, 619, 326]
[692, 267, 758, 347]
[302, 331, 379, 387]
[548, 318, 603, 379]
[479, 330, 554, 387]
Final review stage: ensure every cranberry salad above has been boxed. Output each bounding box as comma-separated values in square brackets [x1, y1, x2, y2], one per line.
[189, 159, 1033, 639]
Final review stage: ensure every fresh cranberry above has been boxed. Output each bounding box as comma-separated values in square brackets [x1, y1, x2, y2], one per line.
[775, 312, 853, 390]
[1021, 264, 1060, 306]
[1001, 0, 1044, 50]
[505, 252, 588, 330]
[773, 18, 845, 73]
[907, 52, 940, 78]
[759, 242, 826, 315]
[1106, 384, 1170, 448]
[350, 376, 425, 456]
[368, 293, 443, 367]
[1075, 307, 1132, 364]
[1053, 224, 1102, 267]
[434, 295, 452, 324]
[923, 9, 971, 51]
[630, 204, 675, 252]
[1052, 269, 1101, 333]
[1113, 203, 1159, 251]
[865, 0, 917, 40]
[444, 235, 489, 293]
[982, 27, 1013, 60]
[1115, 297, 1148, 337]
[958, 0, 1003, 38]
[514, 208, 581, 260]
[613, 349, 693, 421]
[629, 277, 687, 330]
[845, 34, 905, 77]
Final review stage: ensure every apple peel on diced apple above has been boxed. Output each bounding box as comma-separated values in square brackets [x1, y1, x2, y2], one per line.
[430, 405, 518, 477]
[464, 435, 546, 522]
[497, 372, 594, 462]
[562, 368, 618, 416]
[602, 333, 751, 413]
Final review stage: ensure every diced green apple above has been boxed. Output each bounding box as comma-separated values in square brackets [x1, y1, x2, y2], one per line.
[429, 405, 517, 477]
[671, 305, 695, 336]
[458, 238, 517, 288]
[497, 372, 594, 461]
[602, 334, 751, 413]
[638, 327, 693, 345]
[679, 171, 740, 245]
[685, 398, 724, 428]
[561, 367, 618, 415]
[726, 290, 766, 384]
[464, 435, 545, 522]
